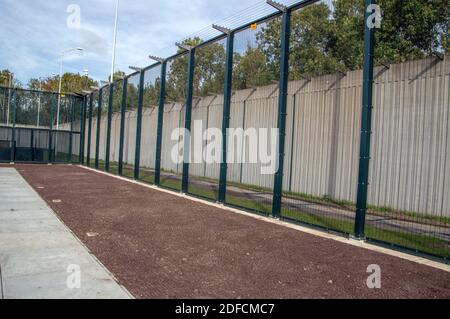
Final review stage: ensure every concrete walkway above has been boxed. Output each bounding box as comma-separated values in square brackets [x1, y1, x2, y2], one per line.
[0, 168, 131, 299]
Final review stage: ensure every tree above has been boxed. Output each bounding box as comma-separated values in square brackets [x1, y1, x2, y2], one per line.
[232, 46, 274, 89]
[27, 72, 97, 93]
[332, 0, 450, 67]
[252, 0, 449, 78]
[255, 2, 344, 79]
[1, 69, 23, 88]
[165, 37, 227, 101]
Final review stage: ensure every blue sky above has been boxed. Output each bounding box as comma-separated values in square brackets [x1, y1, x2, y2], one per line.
[0, 0, 276, 85]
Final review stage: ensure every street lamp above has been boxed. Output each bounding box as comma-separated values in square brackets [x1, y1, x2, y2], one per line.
[57, 47, 83, 129]
[37, 77, 43, 127]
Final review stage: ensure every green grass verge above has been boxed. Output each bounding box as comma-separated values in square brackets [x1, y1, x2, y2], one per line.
[83, 160, 450, 259]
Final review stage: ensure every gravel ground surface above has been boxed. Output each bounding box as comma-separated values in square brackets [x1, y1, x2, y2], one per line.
[9, 164, 450, 299]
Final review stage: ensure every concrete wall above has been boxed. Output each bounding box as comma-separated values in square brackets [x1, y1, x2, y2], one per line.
[86, 56, 450, 216]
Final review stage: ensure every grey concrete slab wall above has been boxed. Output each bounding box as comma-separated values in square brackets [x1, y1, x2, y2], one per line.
[88, 56, 449, 217]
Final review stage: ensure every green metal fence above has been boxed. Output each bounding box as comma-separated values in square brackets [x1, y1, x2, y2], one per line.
[80, 0, 449, 262]
[0, 86, 84, 164]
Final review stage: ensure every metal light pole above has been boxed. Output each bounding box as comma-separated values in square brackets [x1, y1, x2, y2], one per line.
[57, 47, 83, 129]
[83, 69, 89, 89]
[110, 0, 119, 83]
[37, 77, 42, 127]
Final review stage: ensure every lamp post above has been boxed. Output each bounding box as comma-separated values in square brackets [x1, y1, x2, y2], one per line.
[57, 47, 83, 129]
[37, 77, 43, 127]
[83, 69, 89, 90]
[110, 0, 119, 83]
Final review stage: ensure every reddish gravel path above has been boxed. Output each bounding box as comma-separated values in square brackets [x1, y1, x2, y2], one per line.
[9, 164, 450, 299]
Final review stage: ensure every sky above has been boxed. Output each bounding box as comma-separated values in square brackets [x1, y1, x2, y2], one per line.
[0, 0, 284, 85]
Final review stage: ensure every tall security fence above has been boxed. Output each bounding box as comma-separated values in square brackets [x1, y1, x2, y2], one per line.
[79, 0, 449, 261]
[0, 86, 85, 163]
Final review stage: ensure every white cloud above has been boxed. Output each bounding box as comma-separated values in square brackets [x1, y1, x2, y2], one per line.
[0, 0, 278, 84]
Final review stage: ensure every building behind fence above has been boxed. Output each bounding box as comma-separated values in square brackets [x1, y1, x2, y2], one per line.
[86, 56, 450, 218]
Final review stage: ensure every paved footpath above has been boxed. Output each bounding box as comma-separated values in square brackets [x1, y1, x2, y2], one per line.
[0, 168, 131, 299]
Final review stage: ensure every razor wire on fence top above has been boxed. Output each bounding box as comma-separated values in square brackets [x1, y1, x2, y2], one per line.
[3, 0, 450, 261]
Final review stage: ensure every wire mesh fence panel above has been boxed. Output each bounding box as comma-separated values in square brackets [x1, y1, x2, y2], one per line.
[88, 91, 99, 168]
[53, 131, 71, 162]
[0, 126, 12, 161]
[71, 97, 83, 133]
[159, 56, 188, 191]
[14, 90, 41, 128]
[138, 65, 161, 184]
[363, 0, 450, 259]
[13, 127, 33, 161]
[55, 96, 73, 131]
[107, 81, 123, 175]
[222, 16, 280, 216]
[70, 132, 80, 162]
[97, 86, 109, 171]
[0, 87, 11, 125]
[122, 73, 140, 178]
[187, 38, 227, 201]
[83, 94, 91, 164]
[277, 1, 361, 234]
[33, 129, 50, 162]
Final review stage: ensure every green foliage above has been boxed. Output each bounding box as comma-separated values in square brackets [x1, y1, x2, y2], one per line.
[1, 69, 23, 88]
[27, 72, 97, 94]
[254, 0, 449, 80]
[333, 0, 449, 67]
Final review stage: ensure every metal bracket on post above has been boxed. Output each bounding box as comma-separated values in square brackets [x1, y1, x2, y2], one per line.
[267, 0, 288, 12]
[212, 24, 232, 35]
[134, 70, 145, 180]
[129, 66, 142, 72]
[105, 83, 114, 172]
[175, 43, 194, 52]
[153, 58, 167, 186]
[149, 55, 165, 63]
[271, 3, 291, 219]
[354, 0, 376, 240]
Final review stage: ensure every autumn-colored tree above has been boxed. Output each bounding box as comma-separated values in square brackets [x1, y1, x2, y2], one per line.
[27, 72, 97, 93]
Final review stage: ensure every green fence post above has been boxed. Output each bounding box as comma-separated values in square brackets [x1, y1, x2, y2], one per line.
[105, 84, 114, 172]
[134, 70, 145, 179]
[68, 97, 74, 162]
[214, 25, 234, 203]
[95, 88, 103, 169]
[86, 93, 93, 166]
[10, 89, 16, 162]
[179, 45, 195, 194]
[48, 94, 55, 163]
[154, 59, 167, 186]
[118, 77, 128, 176]
[271, 2, 291, 218]
[354, 0, 376, 239]
[79, 96, 87, 164]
